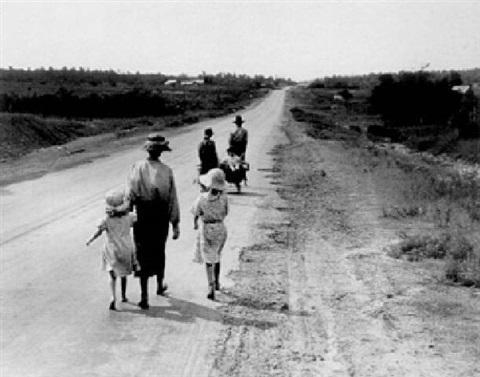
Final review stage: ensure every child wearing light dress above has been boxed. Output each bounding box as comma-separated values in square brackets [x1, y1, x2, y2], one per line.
[192, 174, 209, 264]
[86, 188, 137, 310]
[192, 168, 229, 300]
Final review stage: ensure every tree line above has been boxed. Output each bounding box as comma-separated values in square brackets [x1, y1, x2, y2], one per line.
[369, 71, 479, 138]
[0, 68, 295, 118]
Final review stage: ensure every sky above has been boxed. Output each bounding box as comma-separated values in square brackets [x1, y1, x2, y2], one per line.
[1, 1, 479, 81]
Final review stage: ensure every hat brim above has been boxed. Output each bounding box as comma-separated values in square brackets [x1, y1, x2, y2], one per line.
[144, 141, 172, 152]
[210, 182, 226, 191]
[198, 174, 209, 187]
[233, 120, 245, 124]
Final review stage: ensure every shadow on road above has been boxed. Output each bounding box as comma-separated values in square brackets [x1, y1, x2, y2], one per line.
[227, 191, 267, 197]
[122, 296, 278, 330]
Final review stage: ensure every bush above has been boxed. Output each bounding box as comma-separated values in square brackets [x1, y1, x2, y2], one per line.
[388, 232, 479, 286]
[367, 125, 400, 140]
[369, 71, 463, 127]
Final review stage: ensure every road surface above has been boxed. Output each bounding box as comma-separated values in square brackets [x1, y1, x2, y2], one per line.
[0, 89, 287, 377]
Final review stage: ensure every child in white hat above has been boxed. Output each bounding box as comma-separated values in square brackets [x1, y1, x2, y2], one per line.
[86, 188, 137, 310]
[192, 168, 229, 300]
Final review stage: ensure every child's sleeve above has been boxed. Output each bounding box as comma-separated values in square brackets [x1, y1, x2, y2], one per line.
[97, 218, 107, 231]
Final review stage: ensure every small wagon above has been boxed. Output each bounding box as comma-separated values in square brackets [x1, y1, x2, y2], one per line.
[219, 161, 249, 192]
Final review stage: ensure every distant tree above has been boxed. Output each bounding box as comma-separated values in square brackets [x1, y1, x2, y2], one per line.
[338, 88, 353, 101]
[369, 71, 463, 127]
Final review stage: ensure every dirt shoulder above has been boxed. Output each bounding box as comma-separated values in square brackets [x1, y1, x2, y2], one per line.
[211, 89, 479, 376]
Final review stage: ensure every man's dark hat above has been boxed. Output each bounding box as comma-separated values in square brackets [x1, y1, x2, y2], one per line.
[233, 115, 245, 125]
[204, 128, 213, 137]
[144, 133, 171, 152]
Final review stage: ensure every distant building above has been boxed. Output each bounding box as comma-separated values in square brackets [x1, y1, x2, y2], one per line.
[452, 85, 471, 95]
[164, 79, 178, 86]
[453, 84, 479, 128]
[333, 94, 345, 102]
[180, 79, 204, 86]
[472, 83, 480, 98]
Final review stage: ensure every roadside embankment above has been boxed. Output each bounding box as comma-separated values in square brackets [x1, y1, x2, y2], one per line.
[0, 92, 263, 161]
[0, 92, 268, 186]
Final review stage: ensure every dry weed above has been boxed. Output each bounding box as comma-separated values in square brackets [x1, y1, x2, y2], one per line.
[388, 232, 479, 286]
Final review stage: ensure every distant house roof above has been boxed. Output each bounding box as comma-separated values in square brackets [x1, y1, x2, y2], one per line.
[452, 85, 471, 94]
[164, 79, 177, 86]
[180, 79, 204, 85]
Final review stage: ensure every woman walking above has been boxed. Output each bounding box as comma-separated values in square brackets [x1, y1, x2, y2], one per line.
[127, 133, 180, 309]
[192, 168, 229, 300]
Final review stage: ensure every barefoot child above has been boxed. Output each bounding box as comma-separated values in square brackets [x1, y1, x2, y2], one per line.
[192, 169, 229, 300]
[86, 188, 137, 310]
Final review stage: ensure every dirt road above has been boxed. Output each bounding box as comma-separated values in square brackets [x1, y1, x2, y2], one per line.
[0, 89, 287, 377]
[2, 87, 479, 377]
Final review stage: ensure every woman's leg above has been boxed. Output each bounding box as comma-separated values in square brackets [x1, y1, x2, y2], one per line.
[205, 263, 215, 300]
[156, 246, 167, 295]
[139, 275, 149, 309]
[121, 277, 127, 302]
[109, 271, 117, 310]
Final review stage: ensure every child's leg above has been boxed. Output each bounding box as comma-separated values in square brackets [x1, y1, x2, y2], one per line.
[109, 271, 117, 310]
[121, 277, 127, 301]
[214, 262, 221, 290]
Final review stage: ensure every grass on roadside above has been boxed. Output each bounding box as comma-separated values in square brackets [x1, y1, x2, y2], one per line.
[289, 86, 480, 288]
[387, 232, 480, 287]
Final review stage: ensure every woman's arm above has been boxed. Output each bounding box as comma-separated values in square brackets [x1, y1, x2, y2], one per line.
[169, 170, 180, 239]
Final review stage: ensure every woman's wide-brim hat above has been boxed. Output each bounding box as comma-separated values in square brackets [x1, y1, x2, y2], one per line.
[233, 115, 245, 125]
[144, 133, 172, 152]
[208, 168, 226, 191]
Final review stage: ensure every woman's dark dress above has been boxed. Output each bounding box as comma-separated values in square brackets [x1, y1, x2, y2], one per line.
[127, 159, 179, 277]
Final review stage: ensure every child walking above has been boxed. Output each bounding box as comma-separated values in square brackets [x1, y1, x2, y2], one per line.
[86, 188, 137, 310]
[192, 174, 209, 264]
[192, 168, 229, 300]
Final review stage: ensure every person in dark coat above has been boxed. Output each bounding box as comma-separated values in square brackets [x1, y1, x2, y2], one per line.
[228, 115, 248, 161]
[198, 128, 219, 175]
[126, 134, 180, 310]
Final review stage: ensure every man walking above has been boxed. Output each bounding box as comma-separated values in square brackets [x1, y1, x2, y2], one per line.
[229, 115, 248, 161]
[198, 127, 219, 175]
